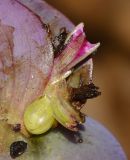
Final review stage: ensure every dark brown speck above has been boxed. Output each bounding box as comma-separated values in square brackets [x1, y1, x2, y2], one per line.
[12, 124, 21, 132]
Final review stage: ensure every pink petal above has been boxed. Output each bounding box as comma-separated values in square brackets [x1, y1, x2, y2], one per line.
[52, 23, 100, 79]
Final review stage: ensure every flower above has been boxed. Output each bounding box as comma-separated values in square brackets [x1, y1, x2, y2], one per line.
[24, 23, 100, 135]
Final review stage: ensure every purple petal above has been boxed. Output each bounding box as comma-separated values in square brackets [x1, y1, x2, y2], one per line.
[52, 23, 100, 79]
[0, 0, 53, 123]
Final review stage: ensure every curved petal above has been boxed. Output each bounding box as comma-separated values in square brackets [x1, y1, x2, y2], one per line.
[0, 0, 53, 124]
[48, 81, 83, 131]
[52, 23, 100, 81]
[18, 0, 74, 37]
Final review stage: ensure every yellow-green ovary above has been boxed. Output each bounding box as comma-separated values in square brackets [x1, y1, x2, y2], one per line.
[24, 96, 54, 134]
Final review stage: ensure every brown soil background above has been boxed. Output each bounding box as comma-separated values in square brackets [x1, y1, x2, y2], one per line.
[46, 0, 130, 158]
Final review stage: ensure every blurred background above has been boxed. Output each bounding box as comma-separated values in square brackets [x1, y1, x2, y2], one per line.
[46, 0, 130, 158]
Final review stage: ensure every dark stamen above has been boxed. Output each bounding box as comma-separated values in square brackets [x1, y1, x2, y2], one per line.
[52, 27, 68, 58]
[70, 83, 101, 102]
